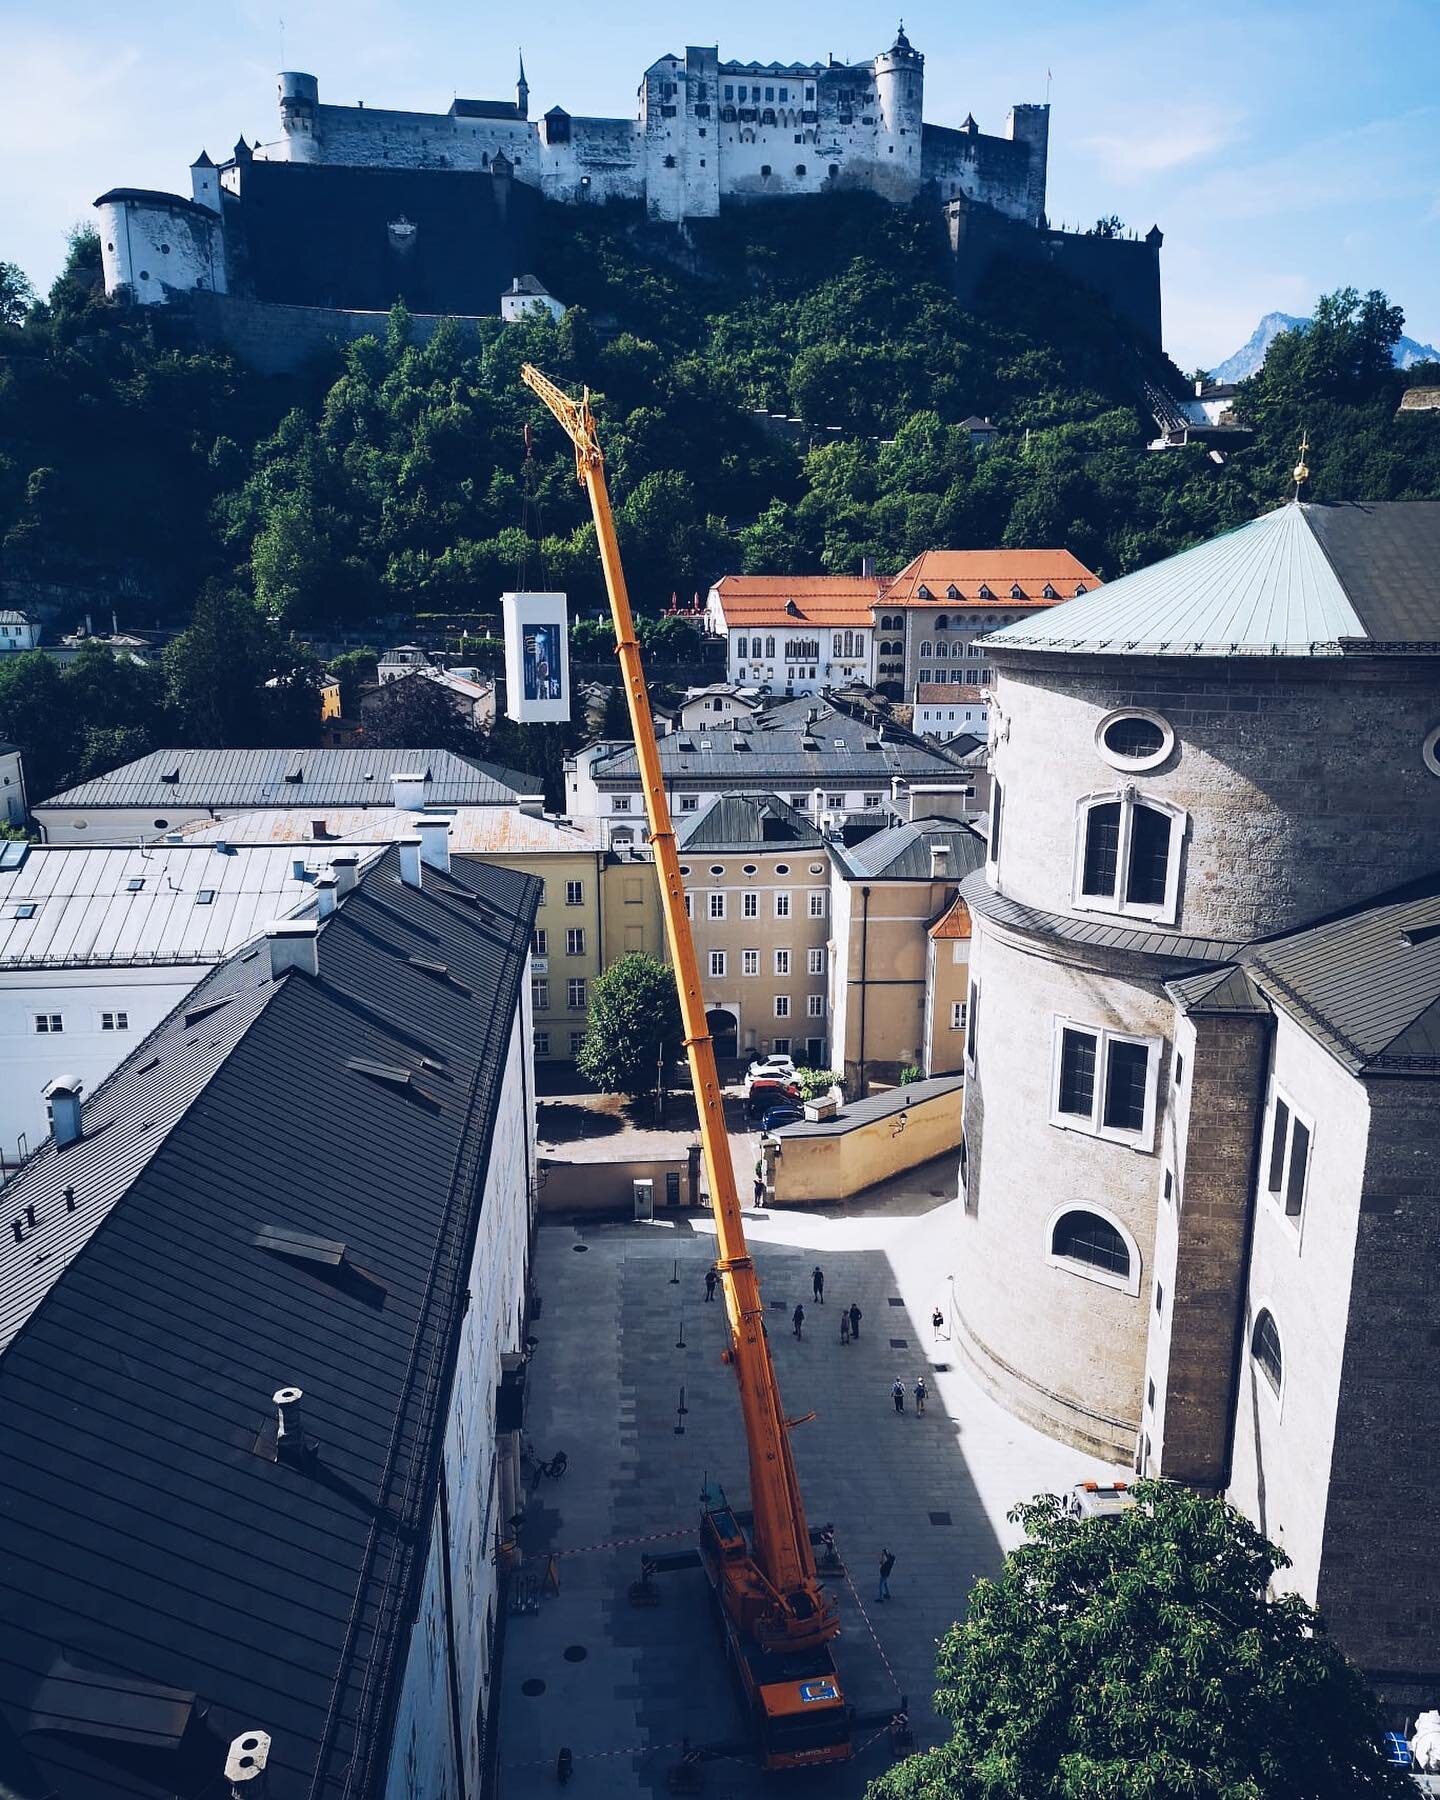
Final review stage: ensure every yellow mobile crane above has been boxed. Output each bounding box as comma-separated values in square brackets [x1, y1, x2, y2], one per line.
[520, 365, 851, 1770]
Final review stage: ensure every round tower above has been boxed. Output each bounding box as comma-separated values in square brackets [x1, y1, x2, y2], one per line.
[278, 71, 320, 163]
[872, 22, 924, 196]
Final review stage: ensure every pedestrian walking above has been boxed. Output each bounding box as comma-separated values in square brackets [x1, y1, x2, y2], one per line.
[932, 1305, 944, 1341]
[839, 1309, 851, 1345]
[877, 1547, 895, 1601]
[793, 1303, 805, 1339]
[705, 1267, 719, 1303]
[752, 1174, 765, 1208]
[914, 1374, 927, 1415]
[849, 1301, 862, 1341]
[891, 1376, 905, 1414]
[812, 1264, 825, 1304]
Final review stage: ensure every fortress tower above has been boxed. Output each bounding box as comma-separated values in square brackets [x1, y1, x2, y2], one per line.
[872, 22, 925, 199]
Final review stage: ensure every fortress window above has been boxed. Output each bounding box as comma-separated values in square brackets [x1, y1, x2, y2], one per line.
[1251, 1308, 1284, 1398]
[780, 87, 789, 101]
[761, 164, 772, 178]
[1095, 708, 1174, 772]
[796, 161, 807, 174]
[765, 86, 774, 101]
[161, 243, 171, 255]
[724, 85, 734, 100]
[1262, 1085, 1312, 1220]
[1051, 1210, 1130, 1281]
[828, 164, 839, 179]
[664, 155, 676, 168]
[1075, 791, 1184, 923]
[1051, 1019, 1161, 1148]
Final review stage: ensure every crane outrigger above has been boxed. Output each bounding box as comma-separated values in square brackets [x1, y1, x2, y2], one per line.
[520, 365, 851, 1770]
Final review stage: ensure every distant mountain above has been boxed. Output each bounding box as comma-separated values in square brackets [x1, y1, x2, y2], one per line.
[1212, 312, 1440, 383]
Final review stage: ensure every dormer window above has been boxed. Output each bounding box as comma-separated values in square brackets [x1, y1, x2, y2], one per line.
[1042, 584, 1057, 599]
[1010, 585, 1025, 599]
[1074, 584, 1088, 597]
[978, 584, 993, 600]
[917, 585, 932, 600]
[946, 584, 959, 599]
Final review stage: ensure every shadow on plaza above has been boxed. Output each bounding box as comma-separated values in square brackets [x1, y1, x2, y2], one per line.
[507, 1219, 1004, 1798]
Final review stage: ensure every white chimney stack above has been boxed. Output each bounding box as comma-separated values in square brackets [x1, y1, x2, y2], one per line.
[391, 771, 427, 811]
[226, 1729, 272, 1794]
[332, 853, 359, 895]
[314, 873, 338, 918]
[930, 842, 950, 880]
[398, 835, 423, 889]
[273, 1386, 303, 1449]
[267, 919, 319, 978]
[416, 817, 451, 873]
[43, 1074, 84, 1148]
[810, 786, 825, 822]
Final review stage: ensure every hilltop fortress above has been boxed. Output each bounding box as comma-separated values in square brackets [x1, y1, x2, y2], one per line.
[95, 26, 1163, 370]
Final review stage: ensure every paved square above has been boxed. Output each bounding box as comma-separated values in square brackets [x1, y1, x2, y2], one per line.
[496, 1158, 1122, 1796]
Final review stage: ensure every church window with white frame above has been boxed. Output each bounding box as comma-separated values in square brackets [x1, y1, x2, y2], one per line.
[1045, 1204, 1140, 1295]
[1074, 789, 1185, 923]
[1050, 1018, 1161, 1149]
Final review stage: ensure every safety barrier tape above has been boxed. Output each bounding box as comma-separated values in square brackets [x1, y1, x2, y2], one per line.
[842, 1567, 902, 1694]
[552, 1524, 700, 1559]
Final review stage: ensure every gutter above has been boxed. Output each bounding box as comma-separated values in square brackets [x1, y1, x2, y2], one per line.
[857, 885, 871, 1093]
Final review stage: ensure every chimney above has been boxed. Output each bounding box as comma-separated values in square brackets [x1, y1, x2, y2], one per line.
[398, 835, 423, 889]
[518, 793, 545, 816]
[226, 1729, 272, 1795]
[267, 919, 320, 978]
[811, 787, 825, 822]
[272, 1386, 303, 1451]
[391, 771, 427, 811]
[416, 816, 451, 873]
[43, 1074, 84, 1148]
[332, 853, 359, 895]
[929, 842, 950, 880]
[291, 857, 308, 881]
[314, 873, 338, 918]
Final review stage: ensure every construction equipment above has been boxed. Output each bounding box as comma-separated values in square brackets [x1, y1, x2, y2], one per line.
[520, 365, 851, 1771]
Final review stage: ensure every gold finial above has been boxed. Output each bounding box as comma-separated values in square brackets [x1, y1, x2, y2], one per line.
[1292, 430, 1310, 499]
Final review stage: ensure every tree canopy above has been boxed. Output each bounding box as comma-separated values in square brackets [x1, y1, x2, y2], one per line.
[870, 1481, 1411, 1800]
[575, 953, 682, 1101]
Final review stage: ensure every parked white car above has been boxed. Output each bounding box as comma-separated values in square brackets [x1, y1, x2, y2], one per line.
[743, 1055, 797, 1095]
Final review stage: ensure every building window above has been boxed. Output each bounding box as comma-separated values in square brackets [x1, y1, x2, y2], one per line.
[773, 1035, 791, 1054]
[774, 996, 790, 1018]
[684, 893, 693, 918]
[1075, 791, 1185, 922]
[965, 980, 978, 1068]
[34, 1014, 63, 1034]
[196, 890, 215, 906]
[679, 795, 699, 813]
[950, 1000, 967, 1030]
[565, 880, 584, 905]
[807, 993, 825, 1017]
[807, 947, 825, 975]
[710, 950, 727, 977]
[534, 1030, 550, 1055]
[1095, 708, 1175, 773]
[533, 928, 548, 955]
[566, 928, 586, 955]
[1251, 1307, 1284, 1398]
[570, 1031, 585, 1056]
[100, 1011, 129, 1031]
[988, 780, 1003, 872]
[567, 979, 587, 1010]
[709, 891, 726, 919]
[1262, 1086, 1312, 1220]
[743, 891, 758, 918]
[532, 980, 549, 1010]
[1050, 1020, 1160, 1148]
[774, 892, 791, 918]
[808, 891, 826, 917]
[1047, 1205, 1140, 1294]
[612, 795, 632, 812]
[774, 949, 790, 975]
[742, 949, 759, 976]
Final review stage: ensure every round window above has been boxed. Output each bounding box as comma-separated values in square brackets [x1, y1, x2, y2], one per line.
[1095, 708, 1174, 772]
[808, 863, 824, 874]
[742, 864, 757, 875]
[709, 864, 725, 876]
[1423, 725, 1440, 777]
[160, 243, 171, 255]
[678, 865, 691, 876]
[774, 863, 790, 875]
[153, 818, 170, 830]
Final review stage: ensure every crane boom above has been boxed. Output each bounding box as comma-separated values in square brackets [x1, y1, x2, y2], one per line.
[520, 364, 839, 1658]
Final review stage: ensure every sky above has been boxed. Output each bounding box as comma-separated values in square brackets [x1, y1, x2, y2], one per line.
[2, 0, 1438, 370]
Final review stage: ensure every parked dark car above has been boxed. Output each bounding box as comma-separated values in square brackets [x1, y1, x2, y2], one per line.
[746, 1079, 799, 1119]
[761, 1103, 806, 1132]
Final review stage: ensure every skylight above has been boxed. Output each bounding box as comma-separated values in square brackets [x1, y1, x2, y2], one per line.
[14, 903, 36, 920]
[126, 878, 145, 893]
[196, 889, 215, 905]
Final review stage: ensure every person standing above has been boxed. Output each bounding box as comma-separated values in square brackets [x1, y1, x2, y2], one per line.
[839, 1309, 851, 1345]
[812, 1264, 825, 1304]
[705, 1267, 719, 1303]
[793, 1303, 805, 1339]
[932, 1305, 945, 1341]
[877, 1547, 895, 1602]
[849, 1301, 862, 1341]
[891, 1376, 905, 1414]
[752, 1173, 766, 1209]
[913, 1374, 927, 1416]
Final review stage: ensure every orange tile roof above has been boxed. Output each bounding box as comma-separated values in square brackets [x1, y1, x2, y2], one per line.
[928, 895, 973, 940]
[712, 573, 885, 629]
[882, 549, 1101, 608]
[915, 684, 991, 704]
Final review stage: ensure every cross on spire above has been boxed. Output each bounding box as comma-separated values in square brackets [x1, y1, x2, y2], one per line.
[1292, 430, 1311, 500]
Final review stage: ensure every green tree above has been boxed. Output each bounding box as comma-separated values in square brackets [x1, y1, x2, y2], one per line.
[871, 1481, 1411, 1800]
[164, 583, 293, 746]
[328, 647, 379, 715]
[360, 671, 485, 754]
[576, 953, 682, 1101]
[0, 262, 35, 327]
[0, 652, 74, 800]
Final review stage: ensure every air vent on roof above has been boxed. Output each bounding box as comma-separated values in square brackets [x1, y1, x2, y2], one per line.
[184, 996, 234, 1028]
[864, 738, 880, 750]
[160, 766, 181, 783]
[678, 739, 697, 752]
[1401, 922, 1440, 948]
[255, 1224, 346, 1266]
[407, 954, 472, 993]
[801, 736, 819, 751]
[734, 739, 751, 752]
[284, 765, 304, 783]
[347, 1057, 413, 1089]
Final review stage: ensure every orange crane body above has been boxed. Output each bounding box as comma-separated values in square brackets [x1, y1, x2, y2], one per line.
[520, 365, 849, 1770]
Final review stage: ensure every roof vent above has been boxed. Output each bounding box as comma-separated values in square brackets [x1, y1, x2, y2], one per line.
[43, 1073, 84, 1148]
[226, 1729, 272, 1793]
[266, 919, 319, 978]
[272, 1386, 304, 1458]
[291, 858, 309, 881]
[283, 765, 304, 784]
[930, 843, 950, 879]
[160, 765, 181, 783]
[392, 771, 427, 811]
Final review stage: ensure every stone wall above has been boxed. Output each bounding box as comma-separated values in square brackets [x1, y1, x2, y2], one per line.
[166, 290, 495, 377]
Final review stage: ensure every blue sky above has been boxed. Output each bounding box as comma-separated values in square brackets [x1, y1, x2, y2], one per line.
[2, 0, 1437, 369]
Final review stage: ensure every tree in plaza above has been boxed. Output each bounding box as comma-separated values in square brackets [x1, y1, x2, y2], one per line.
[870, 1480, 1411, 1800]
[575, 953, 682, 1103]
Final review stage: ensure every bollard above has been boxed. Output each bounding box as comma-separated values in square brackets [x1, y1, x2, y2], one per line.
[674, 1383, 688, 1435]
[670, 1257, 680, 1284]
[676, 1307, 686, 1349]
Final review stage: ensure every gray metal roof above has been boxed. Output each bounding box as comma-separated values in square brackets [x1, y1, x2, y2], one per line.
[676, 793, 825, 854]
[961, 869, 1248, 965]
[1243, 876, 1440, 1073]
[38, 747, 539, 814]
[770, 1075, 964, 1139]
[0, 842, 381, 968]
[982, 502, 1440, 658]
[837, 817, 987, 882]
[0, 847, 539, 1800]
[1165, 964, 1272, 1017]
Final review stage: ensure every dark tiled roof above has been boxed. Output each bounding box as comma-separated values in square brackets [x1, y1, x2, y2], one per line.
[1303, 501, 1440, 647]
[770, 1075, 964, 1139]
[39, 748, 539, 812]
[0, 848, 539, 1800]
[1242, 875, 1440, 1072]
[838, 817, 987, 882]
[1165, 964, 1271, 1016]
[676, 793, 824, 853]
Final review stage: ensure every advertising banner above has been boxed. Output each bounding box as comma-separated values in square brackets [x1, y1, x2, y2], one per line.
[502, 592, 571, 723]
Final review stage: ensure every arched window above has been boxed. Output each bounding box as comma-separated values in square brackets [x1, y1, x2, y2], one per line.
[1251, 1308, 1283, 1397]
[1075, 791, 1185, 922]
[934, 614, 948, 630]
[735, 636, 748, 659]
[764, 635, 775, 657]
[1047, 1205, 1139, 1293]
[935, 640, 949, 659]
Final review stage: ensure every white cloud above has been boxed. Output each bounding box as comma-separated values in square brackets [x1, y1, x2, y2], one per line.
[1078, 107, 1240, 180]
[1180, 108, 1439, 222]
